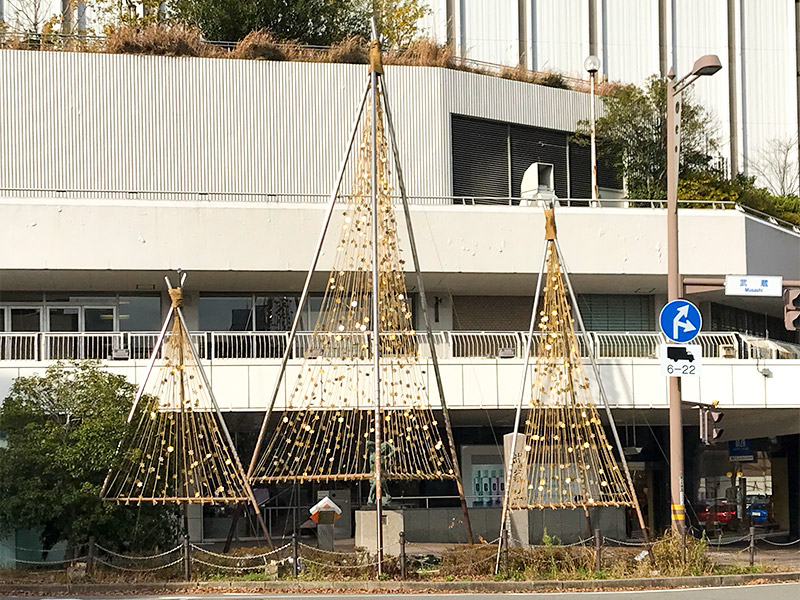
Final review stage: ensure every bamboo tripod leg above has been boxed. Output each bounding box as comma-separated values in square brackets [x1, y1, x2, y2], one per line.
[369, 48, 384, 576]
[553, 239, 650, 543]
[495, 241, 550, 574]
[380, 75, 473, 545]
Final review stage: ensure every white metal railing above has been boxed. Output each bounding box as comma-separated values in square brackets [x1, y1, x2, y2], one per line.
[41, 332, 125, 360]
[743, 336, 800, 360]
[0, 330, 797, 362]
[0, 332, 39, 360]
[593, 332, 663, 358]
[211, 331, 288, 359]
[448, 331, 521, 358]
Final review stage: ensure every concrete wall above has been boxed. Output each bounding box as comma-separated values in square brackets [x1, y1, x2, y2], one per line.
[3, 200, 797, 294]
[0, 357, 798, 421]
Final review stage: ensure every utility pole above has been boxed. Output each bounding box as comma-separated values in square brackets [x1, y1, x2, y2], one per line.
[666, 55, 722, 534]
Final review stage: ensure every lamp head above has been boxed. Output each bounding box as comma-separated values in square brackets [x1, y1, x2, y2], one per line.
[691, 54, 722, 77]
[584, 55, 601, 74]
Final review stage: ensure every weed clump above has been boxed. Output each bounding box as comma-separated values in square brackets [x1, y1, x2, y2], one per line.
[327, 37, 369, 64]
[105, 25, 217, 58]
[232, 30, 287, 61]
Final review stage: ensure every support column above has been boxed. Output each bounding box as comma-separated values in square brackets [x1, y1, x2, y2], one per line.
[727, 0, 739, 176]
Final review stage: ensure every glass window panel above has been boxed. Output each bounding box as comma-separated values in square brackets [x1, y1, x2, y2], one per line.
[118, 296, 161, 331]
[10, 308, 40, 332]
[0, 308, 5, 332]
[49, 307, 80, 332]
[255, 296, 299, 331]
[199, 297, 252, 331]
[304, 296, 323, 331]
[85, 307, 115, 332]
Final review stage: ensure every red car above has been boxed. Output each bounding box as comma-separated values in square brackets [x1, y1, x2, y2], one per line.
[696, 501, 738, 528]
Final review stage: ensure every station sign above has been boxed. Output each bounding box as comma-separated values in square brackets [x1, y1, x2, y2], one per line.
[725, 275, 782, 297]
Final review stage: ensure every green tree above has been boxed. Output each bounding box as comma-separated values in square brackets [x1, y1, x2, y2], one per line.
[168, 0, 370, 44]
[679, 172, 800, 226]
[579, 76, 720, 199]
[0, 361, 177, 551]
[372, 0, 430, 49]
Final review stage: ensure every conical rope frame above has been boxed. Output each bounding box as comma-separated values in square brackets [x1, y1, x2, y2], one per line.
[496, 208, 647, 572]
[250, 82, 456, 485]
[101, 282, 257, 506]
[509, 241, 635, 509]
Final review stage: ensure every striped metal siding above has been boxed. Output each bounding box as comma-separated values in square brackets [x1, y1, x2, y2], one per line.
[0, 50, 595, 197]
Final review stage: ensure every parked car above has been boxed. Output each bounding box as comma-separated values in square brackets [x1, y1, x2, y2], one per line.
[696, 501, 738, 528]
[747, 503, 768, 525]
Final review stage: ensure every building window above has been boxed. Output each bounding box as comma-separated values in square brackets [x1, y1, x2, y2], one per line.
[199, 296, 253, 331]
[118, 296, 161, 331]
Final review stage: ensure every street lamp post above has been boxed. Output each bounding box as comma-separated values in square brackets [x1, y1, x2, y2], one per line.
[584, 55, 601, 202]
[666, 54, 722, 533]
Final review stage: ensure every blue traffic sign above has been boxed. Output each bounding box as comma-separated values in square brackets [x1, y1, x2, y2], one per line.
[659, 299, 702, 343]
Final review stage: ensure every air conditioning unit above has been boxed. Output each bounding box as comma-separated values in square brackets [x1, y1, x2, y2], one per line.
[520, 162, 557, 206]
[718, 344, 737, 359]
[497, 347, 515, 359]
[111, 348, 130, 360]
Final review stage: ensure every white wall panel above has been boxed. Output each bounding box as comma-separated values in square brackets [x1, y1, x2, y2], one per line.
[533, 0, 587, 76]
[458, 0, 519, 65]
[740, 0, 798, 177]
[600, 0, 660, 83]
[672, 0, 731, 162]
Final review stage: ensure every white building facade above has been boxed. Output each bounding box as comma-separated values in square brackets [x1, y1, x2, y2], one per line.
[0, 49, 798, 542]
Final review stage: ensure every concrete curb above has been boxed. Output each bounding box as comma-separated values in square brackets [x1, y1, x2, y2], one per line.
[0, 571, 797, 594]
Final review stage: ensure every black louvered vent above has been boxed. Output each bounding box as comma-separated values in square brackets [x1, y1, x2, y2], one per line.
[452, 115, 509, 199]
[510, 125, 568, 198]
[568, 142, 592, 199]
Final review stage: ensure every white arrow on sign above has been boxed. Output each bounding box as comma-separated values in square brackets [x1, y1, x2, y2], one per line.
[673, 305, 697, 340]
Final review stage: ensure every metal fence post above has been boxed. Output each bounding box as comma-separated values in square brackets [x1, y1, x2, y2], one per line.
[292, 532, 299, 577]
[594, 529, 602, 571]
[86, 537, 95, 575]
[183, 535, 191, 581]
[681, 526, 687, 564]
[399, 531, 406, 579]
[501, 527, 509, 576]
[749, 526, 756, 567]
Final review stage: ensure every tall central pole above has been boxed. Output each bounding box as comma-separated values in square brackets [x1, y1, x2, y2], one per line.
[369, 20, 384, 576]
[666, 70, 685, 534]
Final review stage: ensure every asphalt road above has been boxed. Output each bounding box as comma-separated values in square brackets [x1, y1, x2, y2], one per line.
[8, 584, 800, 600]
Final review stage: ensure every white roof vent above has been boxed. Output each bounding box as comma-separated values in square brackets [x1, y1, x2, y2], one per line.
[520, 162, 557, 206]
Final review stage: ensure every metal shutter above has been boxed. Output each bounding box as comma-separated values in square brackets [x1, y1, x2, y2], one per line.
[509, 125, 569, 198]
[577, 295, 655, 331]
[452, 115, 510, 199]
